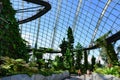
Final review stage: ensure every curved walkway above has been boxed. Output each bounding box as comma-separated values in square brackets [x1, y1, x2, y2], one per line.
[18, 0, 51, 24]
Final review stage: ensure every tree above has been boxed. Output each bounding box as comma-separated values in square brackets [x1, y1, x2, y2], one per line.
[34, 51, 43, 69]
[59, 38, 68, 57]
[67, 27, 74, 72]
[95, 60, 102, 68]
[91, 55, 96, 71]
[52, 56, 63, 70]
[65, 48, 72, 70]
[59, 27, 75, 72]
[59, 38, 68, 69]
[99, 48, 108, 63]
[75, 42, 83, 69]
[0, 0, 29, 61]
[67, 27, 74, 44]
[84, 50, 88, 71]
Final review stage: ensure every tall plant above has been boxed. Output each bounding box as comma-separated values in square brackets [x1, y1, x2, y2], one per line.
[75, 42, 83, 69]
[0, 0, 29, 61]
[59, 38, 68, 57]
[34, 51, 44, 69]
[91, 55, 96, 71]
[67, 27, 74, 72]
[59, 38, 68, 69]
[84, 50, 88, 71]
[59, 27, 74, 72]
[65, 48, 72, 70]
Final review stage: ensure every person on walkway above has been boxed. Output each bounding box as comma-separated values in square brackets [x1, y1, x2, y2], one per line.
[77, 69, 82, 76]
[84, 69, 93, 80]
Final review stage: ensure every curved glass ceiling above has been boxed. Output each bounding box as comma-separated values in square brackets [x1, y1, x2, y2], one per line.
[10, 0, 120, 57]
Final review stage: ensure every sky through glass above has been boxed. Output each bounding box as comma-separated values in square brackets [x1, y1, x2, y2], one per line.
[10, 0, 120, 62]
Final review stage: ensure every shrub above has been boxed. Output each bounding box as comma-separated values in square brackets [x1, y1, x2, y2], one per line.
[94, 66, 120, 78]
[0, 56, 38, 77]
[39, 68, 64, 76]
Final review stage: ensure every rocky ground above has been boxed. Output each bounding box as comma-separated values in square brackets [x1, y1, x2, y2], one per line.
[65, 73, 120, 80]
[0, 72, 120, 80]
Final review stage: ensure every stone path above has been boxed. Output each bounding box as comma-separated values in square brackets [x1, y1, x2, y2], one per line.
[0, 73, 120, 80]
[64, 74, 82, 80]
[64, 73, 120, 80]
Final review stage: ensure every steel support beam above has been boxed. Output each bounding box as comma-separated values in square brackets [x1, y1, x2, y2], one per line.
[51, 0, 62, 48]
[72, 0, 82, 33]
[90, 0, 112, 45]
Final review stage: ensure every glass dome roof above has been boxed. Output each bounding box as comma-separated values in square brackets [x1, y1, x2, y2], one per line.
[10, 0, 120, 59]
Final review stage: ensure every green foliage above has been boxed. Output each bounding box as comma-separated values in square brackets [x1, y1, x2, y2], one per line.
[52, 56, 64, 70]
[39, 68, 64, 76]
[75, 42, 83, 69]
[94, 31, 118, 64]
[94, 60, 103, 68]
[94, 66, 120, 78]
[84, 50, 88, 71]
[0, 0, 29, 61]
[59, 27, 75, 72]
[65, 48, 72, 70]
[33, 47, 55, 69]
[67, 27, 75, 72]
[37, 47, 54, 53]
[0, 57, 38, 77]
[67, 27, 74, 44]
[59, 38, 68, 69]
[59, 38, 68, 57]
[37, 59, 46, 69]
[91, 55, 96, 71]
[99, 49, 108, 63]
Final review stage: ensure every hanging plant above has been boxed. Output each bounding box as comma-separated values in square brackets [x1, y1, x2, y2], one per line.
[0, 0, 29, 61]
[94, 31, 118, 65]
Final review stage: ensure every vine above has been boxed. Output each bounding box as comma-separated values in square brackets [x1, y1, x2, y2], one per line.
[95, 31, 118, 65]
[0, 0, 29, 61]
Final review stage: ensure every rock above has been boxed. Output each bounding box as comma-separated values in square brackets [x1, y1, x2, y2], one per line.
[40, 74, 63, 80]
[92, 73, 106, 80]
[31, 74, 46, 80]
[104, 75, 114, 80]
[79, 73, 107, 80]
[50, 74, 60, 80]
[69, 77, 80, 80]
[1, 76, 10, 80]
[104, 75, 120, 80]
[53, 74, 63, 80]
[79, 75, 84, 80]
[46, 76, 52, 80]
[62, 71, 70, 79]
[1, 74, 31, 80]
[46, 71, 70, 80]
[58, 73, 64, 80]
[92, 73, 120, 80]
[0, 71, 71, 80]
[113, 77, 120, 80]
